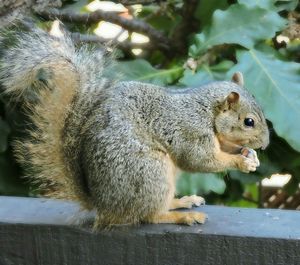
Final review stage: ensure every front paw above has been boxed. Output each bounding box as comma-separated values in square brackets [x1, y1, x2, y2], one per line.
[237, 149, 260, 173]
[180, 195, 205, 208]
[241, 147, 260, 166]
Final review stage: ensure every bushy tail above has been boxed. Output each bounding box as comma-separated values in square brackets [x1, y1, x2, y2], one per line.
[0, 28, 104, 208]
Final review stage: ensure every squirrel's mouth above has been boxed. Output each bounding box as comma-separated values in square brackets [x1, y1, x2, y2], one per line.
[217, 134, 266, 154]
[217, 134, 247, 154]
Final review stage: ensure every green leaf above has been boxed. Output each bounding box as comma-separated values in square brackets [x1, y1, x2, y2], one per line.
[189, 4, 287, 57]
[0, 119, 10, 153]
[238, 0, 276, 9]
[179, 60, 234, 87]
[194, 0, 228, 27]
[114, 59, 184, 86]
[176, 172, 226, 196]
[228, 49, 300, 151]
[227, 199, 257, 207]
[238, 0, 298, 11]
[275, 0, 299, 11]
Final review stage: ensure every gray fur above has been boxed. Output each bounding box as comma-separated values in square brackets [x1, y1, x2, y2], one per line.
[0, 29, 269, 227]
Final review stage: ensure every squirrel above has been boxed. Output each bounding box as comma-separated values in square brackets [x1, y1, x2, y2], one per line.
[0, 28, 269, 228]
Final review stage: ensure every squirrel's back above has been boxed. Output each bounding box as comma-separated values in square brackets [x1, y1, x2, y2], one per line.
[0, 29, 108, 208]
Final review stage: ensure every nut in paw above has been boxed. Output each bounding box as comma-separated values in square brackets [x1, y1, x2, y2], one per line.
[241, 147, 260, 166]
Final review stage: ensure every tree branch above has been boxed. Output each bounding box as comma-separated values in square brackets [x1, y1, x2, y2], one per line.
[71, 32, 155, 51]
[171, 0, 200, 53]
[36, 8, 171, 51]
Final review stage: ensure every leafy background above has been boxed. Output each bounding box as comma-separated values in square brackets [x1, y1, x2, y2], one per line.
[0, 0, 300, 207]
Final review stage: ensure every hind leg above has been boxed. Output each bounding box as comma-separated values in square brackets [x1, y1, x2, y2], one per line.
[147, 211, 207, 225]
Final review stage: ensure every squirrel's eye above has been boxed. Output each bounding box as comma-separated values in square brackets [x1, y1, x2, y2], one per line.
[244, 118, 255, 127]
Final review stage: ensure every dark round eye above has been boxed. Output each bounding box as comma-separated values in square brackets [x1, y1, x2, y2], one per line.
[244, 118, 255, 127]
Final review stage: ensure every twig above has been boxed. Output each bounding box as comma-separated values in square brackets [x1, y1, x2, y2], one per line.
[71, 32, 155, 51]
[36, 8, 171, 51]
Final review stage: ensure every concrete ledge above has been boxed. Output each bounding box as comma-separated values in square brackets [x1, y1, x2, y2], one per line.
[1, 196, 300, 265]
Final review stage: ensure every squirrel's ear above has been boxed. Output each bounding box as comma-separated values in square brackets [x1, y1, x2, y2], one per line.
[217, 92, 240, 111]
[231, 72, 244, 87]
[226, 91, 240, 105]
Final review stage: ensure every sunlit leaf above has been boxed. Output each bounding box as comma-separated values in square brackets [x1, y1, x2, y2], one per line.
[190, 4, 287, 56]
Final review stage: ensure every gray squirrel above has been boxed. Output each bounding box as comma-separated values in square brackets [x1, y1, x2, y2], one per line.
[0, 29, 269, 227]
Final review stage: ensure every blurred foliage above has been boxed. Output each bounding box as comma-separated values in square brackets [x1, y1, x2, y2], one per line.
[0, 0, 300, 207]
[0, 100, 30, 195]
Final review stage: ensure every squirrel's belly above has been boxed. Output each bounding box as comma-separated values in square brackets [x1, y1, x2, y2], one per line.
[87, 151, 176, 225]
